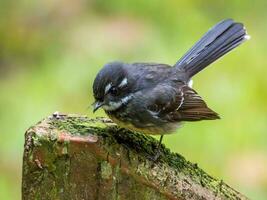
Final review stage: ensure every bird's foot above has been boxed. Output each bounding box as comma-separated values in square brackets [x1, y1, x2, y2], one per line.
[152, 148, 162, 161]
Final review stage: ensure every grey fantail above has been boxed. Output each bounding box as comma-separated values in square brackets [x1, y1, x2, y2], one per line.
[92, 19, 249, 150]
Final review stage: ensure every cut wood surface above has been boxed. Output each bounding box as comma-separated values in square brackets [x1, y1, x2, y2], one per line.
[22, 113, 248, 200]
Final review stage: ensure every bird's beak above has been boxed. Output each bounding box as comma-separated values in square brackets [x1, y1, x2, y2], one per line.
[93, 101, 104, 113]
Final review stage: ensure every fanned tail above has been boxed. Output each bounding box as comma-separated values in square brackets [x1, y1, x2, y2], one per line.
[174, 19, 249, 78]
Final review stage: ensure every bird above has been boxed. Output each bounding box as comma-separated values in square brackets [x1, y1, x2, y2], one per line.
[92, 19, 249, 155]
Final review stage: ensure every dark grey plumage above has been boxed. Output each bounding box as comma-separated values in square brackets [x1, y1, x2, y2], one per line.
[175, 19, 249, 78]
[92, 19, 249, 135]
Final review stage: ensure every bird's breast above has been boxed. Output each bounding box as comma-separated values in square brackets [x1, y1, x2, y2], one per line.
[106, 112, 181, 135]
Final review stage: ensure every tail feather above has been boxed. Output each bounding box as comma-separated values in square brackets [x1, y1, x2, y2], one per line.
[174, 19, 249, 78]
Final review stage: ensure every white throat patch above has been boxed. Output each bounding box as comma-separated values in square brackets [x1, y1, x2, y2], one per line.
[103, 94, 133, 111]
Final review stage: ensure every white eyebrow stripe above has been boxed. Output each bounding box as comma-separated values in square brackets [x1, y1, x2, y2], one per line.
[104, 83, 112, 94]
[118, 78, 128, 88]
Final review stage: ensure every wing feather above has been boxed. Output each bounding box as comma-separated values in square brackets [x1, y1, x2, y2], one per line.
[147, 84, 220, 122]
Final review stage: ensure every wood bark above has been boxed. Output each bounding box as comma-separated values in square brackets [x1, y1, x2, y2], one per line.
[22, 113, 248, 200]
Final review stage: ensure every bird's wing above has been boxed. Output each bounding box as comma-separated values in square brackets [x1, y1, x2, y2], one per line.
[146, 84, 220, 122]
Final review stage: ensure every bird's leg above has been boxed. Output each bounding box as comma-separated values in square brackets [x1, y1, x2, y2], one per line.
[153, 135, 164, 161]
[158, 135, 164, 148]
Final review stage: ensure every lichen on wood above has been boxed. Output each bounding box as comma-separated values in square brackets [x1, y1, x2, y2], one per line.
[22, 113, 248, 200]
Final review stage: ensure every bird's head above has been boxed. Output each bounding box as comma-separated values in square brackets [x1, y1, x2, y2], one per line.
[92, 62, 133, 112]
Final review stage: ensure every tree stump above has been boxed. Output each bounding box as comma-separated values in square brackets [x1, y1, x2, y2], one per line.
[22, 113, 248, 200]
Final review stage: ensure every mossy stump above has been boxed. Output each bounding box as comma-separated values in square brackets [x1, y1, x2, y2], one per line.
[22, 113, 248, 200]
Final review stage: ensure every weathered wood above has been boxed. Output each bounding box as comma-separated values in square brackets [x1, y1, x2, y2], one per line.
[22, 113, 248, 200]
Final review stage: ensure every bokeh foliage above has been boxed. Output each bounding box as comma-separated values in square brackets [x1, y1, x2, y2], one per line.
[0, 0, 267, 199]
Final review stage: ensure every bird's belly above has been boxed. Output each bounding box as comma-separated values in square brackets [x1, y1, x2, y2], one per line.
[107, 114, 181, 135]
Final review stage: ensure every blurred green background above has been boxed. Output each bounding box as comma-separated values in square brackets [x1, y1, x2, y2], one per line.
[0, 0, 267, 199]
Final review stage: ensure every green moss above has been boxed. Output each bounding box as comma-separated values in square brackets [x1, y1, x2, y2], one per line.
[49, 116, 205, 174]
[43, 115, 244, 199]
[100, 161, 113, 179]
[23, 125, 73, 199]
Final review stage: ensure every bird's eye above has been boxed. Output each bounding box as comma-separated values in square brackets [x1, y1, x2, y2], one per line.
[94, 96, 103, 102]
[109, 86, 119, 95]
